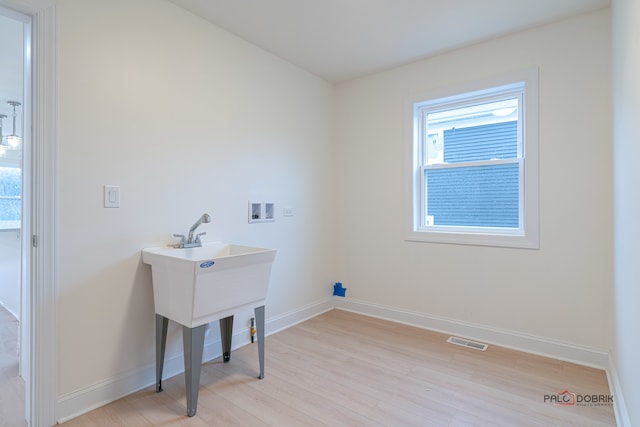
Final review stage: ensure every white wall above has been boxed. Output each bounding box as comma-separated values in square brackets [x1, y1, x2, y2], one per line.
[612, 0, 640, 424]
[334, 10, 613, 352]
[56, 0, 334, 403]
[0, 230, 20, 317]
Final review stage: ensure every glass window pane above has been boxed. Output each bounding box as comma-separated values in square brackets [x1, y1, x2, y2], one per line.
[426, 98, 518, 165]
[425, 163, 520, 228]
[0, 167, 22, 226]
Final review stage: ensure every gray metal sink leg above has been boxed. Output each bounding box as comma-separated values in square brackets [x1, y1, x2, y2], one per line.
[155, 315, 168, 393]
[255, 305, 265, 379]
[219, 315, 234, 362]
[183, 324, 206, 417]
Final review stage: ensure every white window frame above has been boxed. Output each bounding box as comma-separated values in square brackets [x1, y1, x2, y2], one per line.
[405, 69, 539, 249]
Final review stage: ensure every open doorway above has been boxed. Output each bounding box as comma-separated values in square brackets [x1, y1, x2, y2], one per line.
[0, 1, 57, 425]
[0, 7, 27, 426]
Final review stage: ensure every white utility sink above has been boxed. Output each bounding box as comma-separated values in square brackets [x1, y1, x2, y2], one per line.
[142, 242, 277, 328]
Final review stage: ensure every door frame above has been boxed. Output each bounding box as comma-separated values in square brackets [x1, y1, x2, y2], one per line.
[0, 1, 57, 426]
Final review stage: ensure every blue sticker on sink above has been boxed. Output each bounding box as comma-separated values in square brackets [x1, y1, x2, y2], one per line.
[200, 260, 215, 268]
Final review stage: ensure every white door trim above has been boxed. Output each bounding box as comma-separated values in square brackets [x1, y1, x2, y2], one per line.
[30, 5, 57, 426]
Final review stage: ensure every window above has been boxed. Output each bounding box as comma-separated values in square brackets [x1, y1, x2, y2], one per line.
[406, 70, 539, 248]
[0, 166, 21, 230]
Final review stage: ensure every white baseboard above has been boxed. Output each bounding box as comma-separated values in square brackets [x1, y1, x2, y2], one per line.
[58, 296, 623, 424]
[338, 297, 631, 425]
[333, 297, 610, 369]
[606, 354, 631, 427]
[265, 297, 334, 335]
[57, 335, 223, 424]
[56, 297, 333, 423]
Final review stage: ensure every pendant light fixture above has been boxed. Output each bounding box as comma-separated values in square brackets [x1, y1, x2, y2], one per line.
[6, 101, 21, 148]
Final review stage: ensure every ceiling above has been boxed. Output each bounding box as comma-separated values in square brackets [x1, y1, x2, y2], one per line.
[168, 0, 610, 83]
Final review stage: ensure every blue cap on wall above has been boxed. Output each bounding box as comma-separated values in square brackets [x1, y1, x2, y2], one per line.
[333, 282, 347, 297]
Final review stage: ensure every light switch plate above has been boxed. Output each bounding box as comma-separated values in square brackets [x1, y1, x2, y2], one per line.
[104, 185, 120, 208]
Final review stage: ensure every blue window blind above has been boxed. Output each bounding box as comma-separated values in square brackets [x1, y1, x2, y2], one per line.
[444, 121, 517, 163]
[427, 121, 519, 228]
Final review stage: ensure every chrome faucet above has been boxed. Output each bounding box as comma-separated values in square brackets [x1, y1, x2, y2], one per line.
[173, 213, 211, 248]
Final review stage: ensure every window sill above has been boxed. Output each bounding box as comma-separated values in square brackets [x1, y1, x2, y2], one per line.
[0, 220, 21, 231]
[405, 229, 539, 249]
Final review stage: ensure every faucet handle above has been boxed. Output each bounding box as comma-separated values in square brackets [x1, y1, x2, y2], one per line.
[195, 232, 206, 243]
[173, 233, 186, 243]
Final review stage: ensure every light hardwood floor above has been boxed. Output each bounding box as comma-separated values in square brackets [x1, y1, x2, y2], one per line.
[0, 305, 26, 427]
[61, 310, 615, 426]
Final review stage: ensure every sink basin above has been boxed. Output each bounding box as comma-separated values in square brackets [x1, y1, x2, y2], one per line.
[142, 242, 277, 328]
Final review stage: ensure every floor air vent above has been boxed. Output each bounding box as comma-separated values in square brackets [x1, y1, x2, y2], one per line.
[446, 336, 489, 351]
